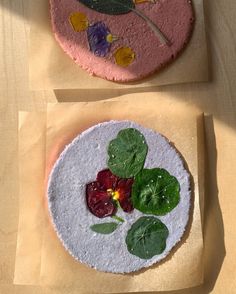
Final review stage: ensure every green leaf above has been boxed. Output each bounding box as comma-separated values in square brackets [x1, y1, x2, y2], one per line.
[78, 0, 135, 15]
[90, 222, 119, 234]
[108, 128, 148, 178]
[132, 168, 180, 216]
[126, 216, 169, 259]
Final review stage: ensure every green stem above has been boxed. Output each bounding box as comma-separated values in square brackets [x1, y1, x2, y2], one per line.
[131, 7, 170, 45]
[111, 0, 170, 45]
[116, 199, 122, 209]
[112, 215, 125, 223]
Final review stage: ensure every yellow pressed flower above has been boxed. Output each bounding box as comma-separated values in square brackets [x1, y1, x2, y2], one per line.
[134, 0, 156, 3]
[114, 47, 135, 67]
[69, 12, 89, 32]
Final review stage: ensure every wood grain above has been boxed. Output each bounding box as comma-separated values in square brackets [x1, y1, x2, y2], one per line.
[0, 0, 56, 286]
[0, 0, 236, 293]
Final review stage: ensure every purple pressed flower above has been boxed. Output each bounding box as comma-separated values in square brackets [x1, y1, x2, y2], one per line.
[87, 22, 114, 57]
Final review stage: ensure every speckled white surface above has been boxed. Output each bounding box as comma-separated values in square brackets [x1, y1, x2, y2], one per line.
[47, 121, 191, 273]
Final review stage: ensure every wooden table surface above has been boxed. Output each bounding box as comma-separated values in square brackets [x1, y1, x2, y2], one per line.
[0, 1, 236, 293]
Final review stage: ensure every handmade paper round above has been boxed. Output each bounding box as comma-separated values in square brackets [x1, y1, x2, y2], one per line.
[47, 121, 191, 273]
[49, 0, 194, 82]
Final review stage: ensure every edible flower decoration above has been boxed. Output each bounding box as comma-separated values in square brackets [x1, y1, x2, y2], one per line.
[69, 11, 136, 64]
[87, 22, 118, 57]
[86, 169, 134, 218]
[69, 12, 89, 32]
[114, 47, 135, 67]
[87, 128, 181, 260]
[134, 0, 156, 3]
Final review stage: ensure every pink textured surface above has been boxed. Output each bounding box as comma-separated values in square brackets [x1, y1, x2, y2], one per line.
[50, 0, 194, 82]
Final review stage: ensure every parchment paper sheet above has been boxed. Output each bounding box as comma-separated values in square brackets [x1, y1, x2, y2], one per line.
[14, 112, 47, 285]
[29, 0, 208, 90]
[14, 94, 204, 293]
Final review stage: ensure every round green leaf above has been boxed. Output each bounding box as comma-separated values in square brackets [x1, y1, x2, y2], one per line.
[90, 222, 119, 234]
[78, 0, 135, 15]
[108, 128, 148, 178]
[126, 216, 169, 259]
[132, 168, 180, 215]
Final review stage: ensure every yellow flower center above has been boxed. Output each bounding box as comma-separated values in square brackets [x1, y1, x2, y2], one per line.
[107, 189, 120, 201]
[106, 34, 113, 43]
[106, 34, 119, 43]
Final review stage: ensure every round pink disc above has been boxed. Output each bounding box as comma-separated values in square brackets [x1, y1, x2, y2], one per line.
[50, 0, 194, 82]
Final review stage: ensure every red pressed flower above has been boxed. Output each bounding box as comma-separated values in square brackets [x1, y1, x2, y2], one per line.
[86, 169, 134, 218]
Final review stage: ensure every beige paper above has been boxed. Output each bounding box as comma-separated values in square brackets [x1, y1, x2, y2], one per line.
[29, 0, 208, 90]
[14, 112, 47, 285]
[14, 94, 204, 293]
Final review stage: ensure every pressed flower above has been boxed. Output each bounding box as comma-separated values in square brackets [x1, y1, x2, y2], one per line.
[134, 0, 156, 3]
[69, 12, 89, 32]
[87, 22, 118, 57]
[114, 47, 135, 67]
[86, 169, 134, 218]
